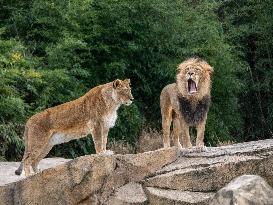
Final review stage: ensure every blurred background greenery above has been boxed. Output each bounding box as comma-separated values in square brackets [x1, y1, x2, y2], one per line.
[0, 0, 272, 160]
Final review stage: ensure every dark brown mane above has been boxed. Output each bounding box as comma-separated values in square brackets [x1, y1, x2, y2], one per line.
[178, 95, 211, 125]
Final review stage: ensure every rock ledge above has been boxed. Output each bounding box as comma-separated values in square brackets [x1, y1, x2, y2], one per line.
[0, 139, 273, 204]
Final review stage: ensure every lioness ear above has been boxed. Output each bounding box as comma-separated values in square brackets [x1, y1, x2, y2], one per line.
[113, 79, 121, 89]
[124, 79, 131, 84]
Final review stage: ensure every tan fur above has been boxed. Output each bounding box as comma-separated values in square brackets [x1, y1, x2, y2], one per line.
[16, 79, 133, 176]
[160, 58, 213, 151]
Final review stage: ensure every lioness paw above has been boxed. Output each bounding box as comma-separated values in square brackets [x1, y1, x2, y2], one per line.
[195, 145, 207, 153]
[20, 170, 26, 177]
[99, 150, 114, 156]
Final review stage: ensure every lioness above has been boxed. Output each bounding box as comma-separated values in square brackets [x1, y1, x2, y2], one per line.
[15, 79, 134, 176]
[160, 58, 213, 152]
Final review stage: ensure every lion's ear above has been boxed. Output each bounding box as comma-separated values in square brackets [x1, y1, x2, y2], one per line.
[207, 66, 214, 76]
[177, 62, 188, 74]
[113, 79, 122, 89]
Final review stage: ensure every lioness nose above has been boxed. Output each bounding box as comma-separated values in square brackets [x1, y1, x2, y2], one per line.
[189, 72, 194, 76]
[130, 96, 134, 100]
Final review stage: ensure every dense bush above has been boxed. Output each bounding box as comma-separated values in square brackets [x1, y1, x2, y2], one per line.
[0, 35, 85, 160]
[218, 0, 273, 141]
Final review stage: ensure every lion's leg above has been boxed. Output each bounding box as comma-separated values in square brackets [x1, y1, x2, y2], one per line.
[162, 116, 172, 148]
[180, 120, 192, 148]
[173, 117, 182, 149]
[196, 120, 207, 152]
[91, 123, 104, 154]
[160, 86, 174, 148]
[161, 105, 173, 148]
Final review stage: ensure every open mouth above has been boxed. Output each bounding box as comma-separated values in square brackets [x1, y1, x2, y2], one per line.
[188, 79, 197, 94]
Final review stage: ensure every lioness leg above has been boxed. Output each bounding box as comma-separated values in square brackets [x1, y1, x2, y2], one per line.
[91, 123, 104, 154]
[32, 141, 53, 172]
[23, 155, 34, 176]
[196, 120, 206, 152]
[102, 127, 109, 152]
[15, 143, 30, 175]
[102, 127, 114, 155]
[173, 117, 182, 149]
[180, 119, 192, 148]
[23, 129, 52, 176]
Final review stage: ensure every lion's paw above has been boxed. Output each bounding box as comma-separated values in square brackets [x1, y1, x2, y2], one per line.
[180, 147, 194, 155]
[174, 143, 183, 149]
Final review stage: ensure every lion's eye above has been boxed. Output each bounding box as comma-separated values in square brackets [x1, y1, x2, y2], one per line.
[195, 68, 201, 72]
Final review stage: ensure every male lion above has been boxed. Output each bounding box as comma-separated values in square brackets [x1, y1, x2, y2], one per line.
[160, 58, 213, 152]
[15, 79, 134, 176]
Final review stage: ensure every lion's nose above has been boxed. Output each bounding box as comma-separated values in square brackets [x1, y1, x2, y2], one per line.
[189, 72, 194, 76]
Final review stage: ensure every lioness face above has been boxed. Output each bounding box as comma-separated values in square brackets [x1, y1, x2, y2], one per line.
[113, 79, 134, 105]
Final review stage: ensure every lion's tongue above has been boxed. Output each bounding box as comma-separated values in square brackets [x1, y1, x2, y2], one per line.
[188, 80, 197, 94]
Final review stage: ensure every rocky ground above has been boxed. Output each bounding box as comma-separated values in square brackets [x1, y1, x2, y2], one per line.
[0, 139, 273, 204]
[0, 158, 71, 186]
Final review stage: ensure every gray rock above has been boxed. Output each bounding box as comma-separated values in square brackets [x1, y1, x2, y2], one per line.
[0, 158, 71, 186]
[146, 187, 214, 205]
[210, 175, 273, 205]
[0, 147, 179, 205]
[1, 139, 273, 204]
[106, 182, 147, 205]
[145, 140, 273, 192]
[145, 155, 273, 191]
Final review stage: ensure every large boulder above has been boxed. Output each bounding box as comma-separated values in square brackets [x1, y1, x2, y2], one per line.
[209, 175, 273, 205]
[145, 139, 273, 192]
[146, 187, 214, 205]
[106, 182, 147, 205]
[1, 139, 273, 204]
[0, 147, 179, 205]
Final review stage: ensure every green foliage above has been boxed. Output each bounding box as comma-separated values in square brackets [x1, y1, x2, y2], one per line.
[0, 0, 272, 160]
[0, 123, 24, 161]
[218, 0, 273, 141]
[0, 35, 86, 160]
[109, 104, 143, 146]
